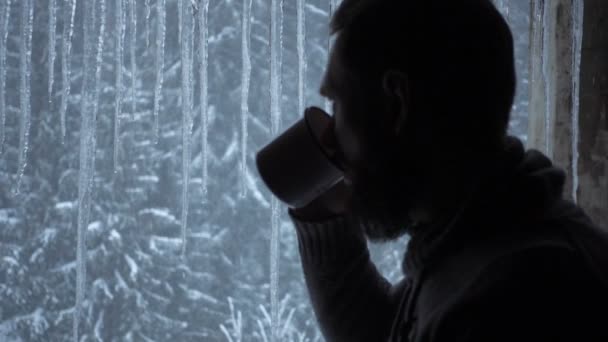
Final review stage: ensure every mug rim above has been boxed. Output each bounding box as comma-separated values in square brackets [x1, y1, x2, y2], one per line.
[304, 106, 345, 172]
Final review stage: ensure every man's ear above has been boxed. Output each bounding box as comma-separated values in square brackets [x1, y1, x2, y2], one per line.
[382, 70, 410, 137]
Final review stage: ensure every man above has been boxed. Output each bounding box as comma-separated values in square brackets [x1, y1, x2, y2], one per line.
[286, 0, 608, 341]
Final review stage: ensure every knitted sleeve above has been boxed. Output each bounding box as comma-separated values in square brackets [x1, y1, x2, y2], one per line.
[288, 208, 408, 342]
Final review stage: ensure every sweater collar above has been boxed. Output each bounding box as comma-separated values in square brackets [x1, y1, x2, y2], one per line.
[402, 136, 566, 278]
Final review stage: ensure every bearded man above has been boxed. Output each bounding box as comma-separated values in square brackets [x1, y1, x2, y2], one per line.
[287, 0, 608, 341]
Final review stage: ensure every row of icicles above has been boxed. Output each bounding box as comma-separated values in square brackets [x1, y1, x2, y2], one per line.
[0, 0, 333, 340]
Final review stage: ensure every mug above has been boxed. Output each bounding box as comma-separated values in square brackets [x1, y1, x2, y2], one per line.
[255, 106, 346, 208]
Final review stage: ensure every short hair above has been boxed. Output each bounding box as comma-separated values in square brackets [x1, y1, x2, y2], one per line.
[331, 0, 516, 153]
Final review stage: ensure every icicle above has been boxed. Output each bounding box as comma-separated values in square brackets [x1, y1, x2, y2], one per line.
[178, 0, 182, 42]
[114, 0, 126, 172]
[268, 0, 284, 135]
[269, 0, 283, 339]
[13, 0, 33, 195]
[180, 0, 194, 258]
[198, 0, 209, 199]
[270, 198, 280, 342]
[503, 1, 510, 22]
[239, 0, 252, 199]
[153, 0, 166, 144]
[530, 1, 543, 93]
[129, 0, 137, 116]
[74, 0, 99, 338]
[279, 0, 284, 124]
[59, 0, 77, 143]
[541, 0, 552, 157]
[297, 0, 306, 117]
[94, 0, 106, 120]
[48, 0, 57, 103]
[571, 0, 584, 203]
[494, 0, 510, 23]
[0, 0, 11, 153]
[324, 0, 334, 114]
[145, 0, 151, 48]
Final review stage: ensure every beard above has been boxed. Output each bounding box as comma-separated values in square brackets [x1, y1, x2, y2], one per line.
[345, 148, 420, 242]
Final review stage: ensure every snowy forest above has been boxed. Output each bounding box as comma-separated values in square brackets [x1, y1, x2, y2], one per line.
[0, 0, 529, 341]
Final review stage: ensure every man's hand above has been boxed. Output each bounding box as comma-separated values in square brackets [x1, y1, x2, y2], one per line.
[290, 114, 354, 221]
[290, 179, 353, 221]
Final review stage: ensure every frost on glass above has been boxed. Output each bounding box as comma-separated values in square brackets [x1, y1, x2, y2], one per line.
[0, 0, 531, 341]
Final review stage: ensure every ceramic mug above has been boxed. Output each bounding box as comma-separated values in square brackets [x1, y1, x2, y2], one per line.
[255, 106, 346, 208]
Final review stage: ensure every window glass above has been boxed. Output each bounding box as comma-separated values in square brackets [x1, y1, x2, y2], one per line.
[0, 1, 529, 340]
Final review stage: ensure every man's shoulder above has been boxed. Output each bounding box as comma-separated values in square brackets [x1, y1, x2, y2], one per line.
[472, 241, 582, 291]
[420, 199, 606, 308]
[469, 198, 608, 290]
[423, 241, 608, 342]
[458, 199, 608, 310]
[415, 200, 608, 340]
[467, 198, 607, 275]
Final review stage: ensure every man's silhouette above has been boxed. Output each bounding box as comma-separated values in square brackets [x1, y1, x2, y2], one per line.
[287, 0, 608, 341]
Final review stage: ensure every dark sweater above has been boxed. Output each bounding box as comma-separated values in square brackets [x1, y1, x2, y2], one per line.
[288, 138, 608, 342]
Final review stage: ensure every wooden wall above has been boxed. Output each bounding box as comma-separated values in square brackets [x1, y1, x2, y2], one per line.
[577, 0, 608, 228]
[528, 0, 607, 228]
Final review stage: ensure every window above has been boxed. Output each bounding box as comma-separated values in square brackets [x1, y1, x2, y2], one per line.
[0, 0, 530, 340]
